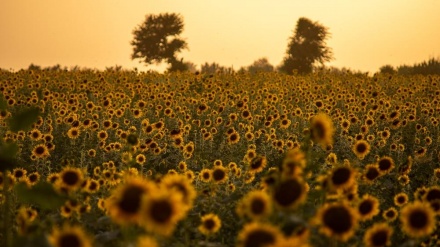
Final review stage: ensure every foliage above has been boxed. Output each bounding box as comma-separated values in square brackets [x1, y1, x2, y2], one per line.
[131, 13, 188, 71]
[246, 57, 274, 74]
[279, 17, 333, 74]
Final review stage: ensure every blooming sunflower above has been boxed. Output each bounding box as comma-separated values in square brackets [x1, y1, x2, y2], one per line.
[314, 202, 359, 242]
[357, 194, 380, 221]
[327, 165, 357, 192]
[140, 190, 186, 236]
[237, 222, 283, 247]
[352, 140, 371, 160]
[56, 167, 84, 192]
[363, 222, 393, 247]
[106, 176, 156, 225]
[400, 201, 436, 238]
[47, 225, 92, 247]
[238, 190, 272, 220]
[160, 174, 196, 210]
[272, 177, 307, 210]
[198, 213, 222, 236]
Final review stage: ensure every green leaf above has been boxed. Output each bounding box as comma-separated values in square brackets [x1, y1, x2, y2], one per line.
[0, 95, 6, 110]
[15, 182, 67, 210]
[8, 107, 40, 132]
[0, 142, 18, 171]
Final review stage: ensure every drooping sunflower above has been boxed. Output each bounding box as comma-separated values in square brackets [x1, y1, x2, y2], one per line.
[363, 222, 393, 247]
[140, 190, 186, 236]
[106, 176, 156, 225]
[198, 213, 222, 236]
[314, 202, 359, 242]
[47, 224, 92, 247]
[310, 113, 334, 149]
[237, 222, 283, 247]
[357, 194, 380, 221]
[352, 140, 371, 160]
[400, 201, 436, 238]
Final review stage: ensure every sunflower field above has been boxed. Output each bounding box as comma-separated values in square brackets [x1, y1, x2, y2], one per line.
[0, 69, 439, 247]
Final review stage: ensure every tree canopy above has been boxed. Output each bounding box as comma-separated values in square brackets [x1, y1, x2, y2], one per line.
[131, 13, 188, 71]
[279, 17, 333, 74]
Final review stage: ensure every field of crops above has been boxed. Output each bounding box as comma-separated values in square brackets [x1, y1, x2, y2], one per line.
[0, 69, 439, 247]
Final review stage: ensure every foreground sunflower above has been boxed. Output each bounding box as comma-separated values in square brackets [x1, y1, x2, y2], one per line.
[363, 222, 393, 247]
[236, 222, 283, 247]
[327, 165, 357, 192]
[272, 177, 307, 210]
[310, 113, 334, 149]
[48, 225, 92, 247]
[313, 202, 359, 242]
[56, 167, 84, 192]
[237, 190, 272, 220]
[357, 194, 380, 221]
[400, 201, 436, 238]
[106, 176, 156, 225]
[160, 173, 197, 210]
[140, 189, 186, 236]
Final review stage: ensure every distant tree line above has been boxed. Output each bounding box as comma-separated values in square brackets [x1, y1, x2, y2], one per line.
[379, 58, 440, 75]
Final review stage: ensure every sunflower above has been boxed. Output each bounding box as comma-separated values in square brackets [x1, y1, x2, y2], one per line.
[424, 185, 440, 203]
[12, 168, 27, 182]
[212, 166, 228, 184]
[160, 174, 196, 210]
[394, 192, 409, 207]
[377, 156, 395, 174]
[357, 194, 380, 221]
[135, 154, 146, 166]
[140, 190, 186, 236]
[327, 165, 357, 192]
[136, 235, 159, 247]
[400, 201, 436, 238]
[310, 113, 334, 149]
[29, 128, 43, 141]
[199, 168, 212, 182]
[362, 164, 382, 184]
[227, 131, 240, 145]
[272, 177, 307, 210]
[198, 213, 222, 236]
[26, 172, 40, 186]
[382, 207, 398, 222]
[47, 225, 92, 247]
[237, 222, 283, 247]
[352, 140, 371, 160]
[238, 190, 272, 220]
[248, 156, 267, 174]
[363, 222, 393, 247]
[57, 167, 84, 192]
[32, 144, 50, 159]
[314, 202, 358, 242]
[106, 176, 155, 225]
[67, 127, 81, 139]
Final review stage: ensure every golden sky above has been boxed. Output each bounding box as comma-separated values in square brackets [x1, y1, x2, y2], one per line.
[1, 0, 439, 72]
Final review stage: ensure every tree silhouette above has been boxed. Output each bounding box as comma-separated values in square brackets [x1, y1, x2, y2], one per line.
[279, 17, 333, 74]
[247, 58, 274, 74]
[131, 13, 188, 71]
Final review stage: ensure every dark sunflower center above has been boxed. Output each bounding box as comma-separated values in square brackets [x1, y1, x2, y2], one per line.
[426, 189, 440, 202]
[59, 233, 81, 247]
[250, 198, 266, 215]
[371, 230, 388, 246]
[356, 143, 367, 153]
[151, 200, 173, 223]
[366, 168, 380, 180]
[212, 169, 225, 181]
[312, 121, 326, 140]
[359, 200, 373, 215]
[378, 159, 392, 171]
[409, 210, 428, 229]
[243, 230, 276, 247]
[273, 179, 302, 207]
[62, 171, 79, 186]
[118, 186, 144, 214]
[322, 206, 352, 234]
[35, 146, 45, 155]
[204, 219, 216, 230]
[331, 168, 351, 186]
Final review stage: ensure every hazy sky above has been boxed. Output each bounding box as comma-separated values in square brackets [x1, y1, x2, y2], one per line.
[1, 0, 439, 73]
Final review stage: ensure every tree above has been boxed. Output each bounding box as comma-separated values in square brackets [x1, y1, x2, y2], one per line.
[279, 17, 333, 74]
[247, 58, 274, 74]
[379, 65, 396, 74]
[131, 13, 188, 71]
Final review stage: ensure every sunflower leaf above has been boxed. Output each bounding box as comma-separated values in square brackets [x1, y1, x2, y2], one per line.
[15, 182, 67, 210]
[8, 107, 40, 132]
